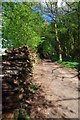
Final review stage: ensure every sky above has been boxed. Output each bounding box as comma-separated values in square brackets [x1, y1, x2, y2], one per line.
[33, 0, 63, 22]
[41, 0, 62, 7]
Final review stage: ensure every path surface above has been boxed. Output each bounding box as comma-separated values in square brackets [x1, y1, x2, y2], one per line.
[32, 60, 79, 118]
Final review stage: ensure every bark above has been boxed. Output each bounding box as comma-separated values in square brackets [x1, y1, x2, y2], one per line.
[55, 22, 62, 61]
[54, 2, 62, 61]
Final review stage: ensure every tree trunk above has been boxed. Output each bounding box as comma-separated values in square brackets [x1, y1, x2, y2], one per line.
[54, 2, 62, 61]
[55, 22, 62, 61]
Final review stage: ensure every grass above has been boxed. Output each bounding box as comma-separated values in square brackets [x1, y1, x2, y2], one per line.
[51, 55, 80, 69]
[58, 61, 79, 69]
[50, 55, 80, 69]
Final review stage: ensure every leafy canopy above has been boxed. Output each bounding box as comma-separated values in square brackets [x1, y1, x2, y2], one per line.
[2, 2, 44, 50]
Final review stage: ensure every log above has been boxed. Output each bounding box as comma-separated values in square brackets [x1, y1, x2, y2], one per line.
[2, 46, 33, 115]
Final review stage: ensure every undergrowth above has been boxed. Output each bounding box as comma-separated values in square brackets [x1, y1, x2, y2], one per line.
[58, 61, 79, 69]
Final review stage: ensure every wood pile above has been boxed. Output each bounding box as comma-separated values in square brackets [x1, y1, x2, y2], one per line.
[78, 71, 80, 80]
[2, 46, 33, 115]
[77, 63, 80, 80]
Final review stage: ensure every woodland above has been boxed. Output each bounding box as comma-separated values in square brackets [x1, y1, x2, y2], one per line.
[1, 1, 80, 119]
[2, 2, 80, 62]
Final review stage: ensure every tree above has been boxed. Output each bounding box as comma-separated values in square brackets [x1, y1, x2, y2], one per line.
[59, 2, 80, 60]
[2, 2, 44, 51]
[37, 1, 80, 61]
[35, 1, 63, 61]
[3, 1, 80, 61]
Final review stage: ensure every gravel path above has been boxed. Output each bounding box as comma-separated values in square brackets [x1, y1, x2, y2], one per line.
[32, 60, 79, 118]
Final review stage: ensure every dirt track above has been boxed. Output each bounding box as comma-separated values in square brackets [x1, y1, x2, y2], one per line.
[32, 60, 79, 118]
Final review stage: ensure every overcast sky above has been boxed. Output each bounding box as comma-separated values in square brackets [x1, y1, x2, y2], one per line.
[41, 0, 62, 7]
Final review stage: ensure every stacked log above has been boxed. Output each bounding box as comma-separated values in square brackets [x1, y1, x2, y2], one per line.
[2, 46, 33, 117]
[78, 63, 80, 80]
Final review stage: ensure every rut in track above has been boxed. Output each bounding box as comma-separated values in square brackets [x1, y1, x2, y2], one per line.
[30, 60, 79, 118]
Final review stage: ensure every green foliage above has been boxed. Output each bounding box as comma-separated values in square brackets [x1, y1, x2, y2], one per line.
[51, 55, 59, 62]
[14, 109, 30, 120]
[2, 2, 44, 51]
[29, 84, 39, 93]
[58, 61, 79, 69]
[38, 8, 80, 60]
[37, 22, 56, 58]
[17, 109, 30, 120]
[36, 2, 80, 61]
[2, 2, 80, 62]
